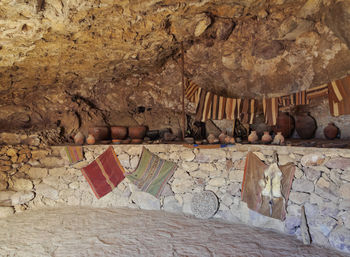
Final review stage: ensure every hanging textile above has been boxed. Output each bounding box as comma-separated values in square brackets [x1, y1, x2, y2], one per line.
[217, 96, 226, 120]
[263, 97, 278, 126]
[306, 84, 328, 101]
[328, 75, 350, 116]
[201, 91, 213, 122]
[65, 146, 84, 164]
[185, 80, 199, 101]
[211, 94, 219, 120]
[225, 98, 237, 120]
[240, 99, 256, 124]
[195, 89, 207, 121]
[278, 90, 309, 107]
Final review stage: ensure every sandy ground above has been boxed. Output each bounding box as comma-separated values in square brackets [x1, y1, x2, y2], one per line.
[0, 207, 348, 257]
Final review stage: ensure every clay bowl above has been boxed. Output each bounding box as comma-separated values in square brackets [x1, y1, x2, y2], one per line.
[121, 138, 131, 144]
[88, 126, 110, 141]
[128, 126, 148, 139]
[111, 126, 128, 140]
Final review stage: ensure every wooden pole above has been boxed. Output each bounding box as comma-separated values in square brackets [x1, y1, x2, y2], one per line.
[181, 42, 185, 140]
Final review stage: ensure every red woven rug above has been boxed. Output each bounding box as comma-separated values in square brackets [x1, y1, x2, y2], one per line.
[81, 146, 125, 199]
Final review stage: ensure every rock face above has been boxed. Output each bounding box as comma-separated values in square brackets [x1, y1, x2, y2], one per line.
[1, 0, 350, 139]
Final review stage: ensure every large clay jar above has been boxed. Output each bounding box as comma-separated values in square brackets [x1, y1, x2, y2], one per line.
[248, 131, 258, 144]
[111, 126, 128, 139]
[324, 123, 339, 140]
[295, 113, 317, 139]
[128, 126, 147, 139]
[88, 126, 110, 141]
[86, 134, 95, 145]
[261, 131, 272, 144]
[74, 132, 85, 145]
[273, 112, 295, 138]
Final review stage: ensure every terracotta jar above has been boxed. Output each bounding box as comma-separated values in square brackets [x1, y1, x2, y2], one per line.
[74, 132, 85, 145]
[128, 126, 147, 139]
[295, 113, 317, 139]
[111, 126, 128, 139]
[248, 131, 258, 144]
[261, 131, 272, 144]
[324, 123, 339, 140]
[86, 134, 95, 145]
[207, 134, 216, 144]
[219, 132, 227, 144]
[273, 132, 285, 145]
[273, 112, 295, 138]
[88, 126, 110, 141]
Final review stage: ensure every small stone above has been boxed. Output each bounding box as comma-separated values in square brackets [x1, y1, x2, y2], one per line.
[329, 226, 350, 253]
[180, 150, 195, 162]
[227, 183, 240, 196]
[0, 166, 11, 172]
[208, 177, 226, 187]
[301, 153, 325, 167]
[289, 192, 310, 205]
[181, 162, 199, 172]
[48, 167, 66, 176]
[171, 177, 194, 194]
[284, 215, 301, 235]
[230, 151, 245, 161]
[26, 167, 48, 179]
[35, 183, 59, 200]
[278, 155, 294, 165]
[131, 191, 160, 210]
[325, 157, 350, 170]
[294, 167, 304, 179]
[317, 177, 330, 188]
[11, 191, 35, 205]
[10, 178, 33, 191]
[340, 200, 350, 210]
[229, 170, 244, 182]
[0, 207, 14, 218]
[292, 179, 314, 193]
[194, 14, 211, 37]
[191, 190, 219, 219]
[6, 148, 17, 157]
[340, 184, 350, 200]
[221, 193, 234, 206]
[31, 149, 50, 159]
[40, 157, 64, 167]
[163, 196, 182, 213]
[304, 167, 321, 181]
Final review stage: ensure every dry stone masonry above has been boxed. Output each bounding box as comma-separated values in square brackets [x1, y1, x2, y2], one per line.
[0, 143, 350, 253]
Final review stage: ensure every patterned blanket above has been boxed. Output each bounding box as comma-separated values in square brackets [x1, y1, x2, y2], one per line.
[126, 147, 177, 198]
[65, 146, 84, 164]
[81, 146, 125, 199]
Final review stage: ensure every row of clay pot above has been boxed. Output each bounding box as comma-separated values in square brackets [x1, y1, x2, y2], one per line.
[248, 131, 285, 145]
[207, 132, 235, 144]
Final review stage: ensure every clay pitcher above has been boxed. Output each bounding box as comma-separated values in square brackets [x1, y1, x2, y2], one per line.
[273, 132, 285, 145]
[324, 123, 339, 140]
[248, 131, 258, 144]
[295, 113, 317, 139]
[261, 131, 272, 144]
[74, 132, 85, 145]
[86, 134, 95, 145]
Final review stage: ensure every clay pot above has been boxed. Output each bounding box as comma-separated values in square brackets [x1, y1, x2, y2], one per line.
[261, 131, 272, 144]
[111, 126, 127, 139]
[184, 137, 194, 144]
[295, 113, 317, 139]
[88, 127, 110, 141]
[207, 134, 216, 144]
[86, 134, 95, 145]
[146, 130, 160, 140]
[74, 132, 84, 145]
[128, 126, 147, 139]
[121, 138, 131, 144]
[273, 112, 295, 138]
[219, 132, 227, 144]
[273, 132, 285, 145]
[324, 123, 339, 140]
[248, 131, 258, 144]
[131, 139, 143, 144]
[224, 136, 235, 144]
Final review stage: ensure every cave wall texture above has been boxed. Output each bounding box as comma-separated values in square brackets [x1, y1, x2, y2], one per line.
[1, 0, 350, 141]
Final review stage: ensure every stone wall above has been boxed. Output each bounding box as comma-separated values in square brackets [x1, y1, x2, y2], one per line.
[0, 144, 350, 253]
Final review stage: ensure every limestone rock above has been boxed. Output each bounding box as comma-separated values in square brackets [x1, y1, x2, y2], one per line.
[301, 154, 325, 167]
[40, 157, 64, 168]
[229, 170, 244, 182]
[181, 162, 199, 172]
[10, 178, 33, 191]
[208, 177, 226, 187]
[304, 167, 321, 181]
[180, 151, 195, 162]
[131, 191, 160, 211]
[11, 191, 35, 205]
[278, 155, 294, 165]
[339, 184, 350, 200]
[31, 150, 50, 159]
[325, 158, 350, 170]
[292, 179, 314, 193]
[194, 14, 211, 37]
[35, 183, 59, 200]
[163, 196, 182, 213]
[26, 167, 48, 179]
[0, 191, 16, 206]
[329, 226, 350, 254]
[289, 192, 310, 205]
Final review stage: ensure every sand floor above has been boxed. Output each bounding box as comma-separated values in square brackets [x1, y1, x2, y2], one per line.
[0, 207, 348, 257]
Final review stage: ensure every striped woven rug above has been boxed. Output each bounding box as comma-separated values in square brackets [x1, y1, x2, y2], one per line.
[126, 147, 177, 198]
[65, 146, 84, 164]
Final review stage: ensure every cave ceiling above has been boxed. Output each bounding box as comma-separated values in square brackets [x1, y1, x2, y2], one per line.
[1, 0, 350, 134]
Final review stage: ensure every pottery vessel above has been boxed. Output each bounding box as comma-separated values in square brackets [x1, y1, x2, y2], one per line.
[207, 134, 216, 144]
[248, 131, 258, 144]
[261, 131, 272, 144]
[146, 130, 160, 140]
[128, 126, 147, 139]
[88, 126, 110, 141]
[74, 132, 84, 145]
[295, 113, 317, 139]
[111, 126, 128, 139]
[273, 132, 285, 145]
[324, 123, 339, 140]
[219, 132, 227, 144]
[273, 112, 295, 138]
[131, 139, 143, 144]
[86, 134, 95, 145]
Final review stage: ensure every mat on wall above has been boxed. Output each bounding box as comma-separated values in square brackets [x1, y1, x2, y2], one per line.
[241, 152, 295, 221]
[81, 146, 125, 199]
